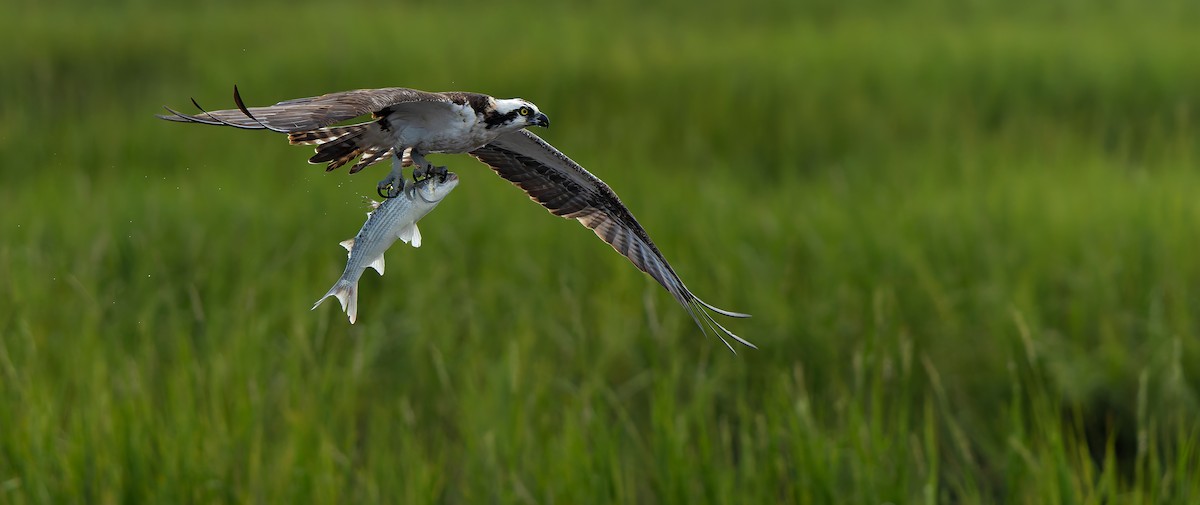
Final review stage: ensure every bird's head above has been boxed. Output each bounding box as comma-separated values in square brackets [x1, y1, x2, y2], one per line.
[487, 98, 550, 130]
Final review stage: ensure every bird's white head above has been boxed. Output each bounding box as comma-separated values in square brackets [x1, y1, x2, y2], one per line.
[486, 98, 550, 130]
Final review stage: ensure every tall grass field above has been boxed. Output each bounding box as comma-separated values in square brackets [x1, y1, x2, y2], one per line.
[3, 0, 1200, 502]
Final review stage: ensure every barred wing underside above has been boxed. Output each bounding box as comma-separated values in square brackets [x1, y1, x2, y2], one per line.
[469, 130, 753, 351]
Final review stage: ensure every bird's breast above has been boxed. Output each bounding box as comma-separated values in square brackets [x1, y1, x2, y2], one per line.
[407, 114, 500, 154]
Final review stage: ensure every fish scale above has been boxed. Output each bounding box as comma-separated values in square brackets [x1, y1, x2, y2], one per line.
[312, 172, 460, 323]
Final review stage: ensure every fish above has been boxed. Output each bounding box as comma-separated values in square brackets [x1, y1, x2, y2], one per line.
[312, 171, 460, 323]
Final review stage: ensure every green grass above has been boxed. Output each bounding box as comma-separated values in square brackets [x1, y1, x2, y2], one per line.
[3, 0, 1200, 502]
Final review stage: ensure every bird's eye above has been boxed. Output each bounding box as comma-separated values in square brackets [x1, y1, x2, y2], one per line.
[518, 107, 531, 116]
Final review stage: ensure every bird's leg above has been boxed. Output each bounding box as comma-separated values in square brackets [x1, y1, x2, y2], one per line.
[377, 153, 407, 199]
[409, 150, 448, 181]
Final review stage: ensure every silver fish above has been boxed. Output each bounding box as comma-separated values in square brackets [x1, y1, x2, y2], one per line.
[313, 172, 460, 323]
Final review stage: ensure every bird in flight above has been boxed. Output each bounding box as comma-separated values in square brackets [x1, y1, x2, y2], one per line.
[159, 87, 754, 351]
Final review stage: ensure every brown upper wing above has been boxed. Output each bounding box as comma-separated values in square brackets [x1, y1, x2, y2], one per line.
[469, 130, 754, 351]
[158, 87, 462, 132]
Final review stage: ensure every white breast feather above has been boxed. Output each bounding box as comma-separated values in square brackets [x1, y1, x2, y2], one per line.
[380, 101, 499, 154]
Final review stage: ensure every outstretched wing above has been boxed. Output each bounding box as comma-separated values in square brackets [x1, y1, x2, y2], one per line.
[156, 87, 459, 132]
[469, 129, 754, 351]
[156, 87, 487, 172]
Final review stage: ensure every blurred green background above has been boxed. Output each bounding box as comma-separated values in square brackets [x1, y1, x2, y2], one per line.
[3, 0, 1200, 502]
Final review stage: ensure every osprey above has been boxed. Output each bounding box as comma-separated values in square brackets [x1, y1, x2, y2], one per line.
[158, 87, 754, 351]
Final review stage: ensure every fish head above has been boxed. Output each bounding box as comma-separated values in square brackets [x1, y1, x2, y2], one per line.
[412, 171, 459, 204]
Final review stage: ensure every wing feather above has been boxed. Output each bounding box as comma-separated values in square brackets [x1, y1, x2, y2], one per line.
[157, 87, 460, 132]
[469, 130, 754, 350]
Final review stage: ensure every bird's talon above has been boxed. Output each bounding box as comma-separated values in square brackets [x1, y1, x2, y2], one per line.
[412, 164, 435, 182]
[377, 178, 403, 199]
[413, 165, 447, 183]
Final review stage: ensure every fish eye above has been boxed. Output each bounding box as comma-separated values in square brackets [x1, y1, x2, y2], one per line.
[518, 106, 531, 116]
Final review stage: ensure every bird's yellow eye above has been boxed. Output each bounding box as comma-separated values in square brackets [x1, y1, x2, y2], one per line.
[518, 107, 531, 116]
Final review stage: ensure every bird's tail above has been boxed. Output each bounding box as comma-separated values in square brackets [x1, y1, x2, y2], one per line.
[288, 126, 365, 146]
[312, 278, 360, 324]
[302, 123, 378, 172]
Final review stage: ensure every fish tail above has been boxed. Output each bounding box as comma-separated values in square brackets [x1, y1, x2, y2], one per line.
[312, 278, 360, 324]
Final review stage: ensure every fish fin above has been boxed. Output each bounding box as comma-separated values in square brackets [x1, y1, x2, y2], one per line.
[398, 223, 422, 248]
[311, 279, 360, 324]
[368, 254, 385, 275]
[339, 238, 355, 253]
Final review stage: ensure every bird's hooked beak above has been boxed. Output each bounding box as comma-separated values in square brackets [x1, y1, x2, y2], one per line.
[533, 113, 550, 128]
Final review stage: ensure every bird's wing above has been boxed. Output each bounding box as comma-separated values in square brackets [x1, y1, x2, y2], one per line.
[469, 129, 754, 351]
[157, 87, 460, 132]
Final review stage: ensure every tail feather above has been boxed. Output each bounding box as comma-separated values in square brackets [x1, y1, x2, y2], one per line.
[308, 124, 372, 171]
[288, 126, 365, 145]
[349, 147, 393, 174]
[312, 279, 360, 324]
